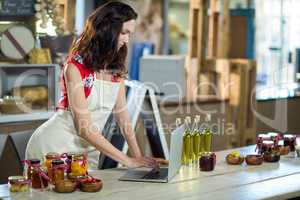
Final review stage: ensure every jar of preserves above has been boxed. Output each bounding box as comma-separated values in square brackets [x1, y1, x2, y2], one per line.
[51, 160, 65, 184]
[199, 152, 216, 171]
[257, 134, 271, 141]
[71, 153, 88, 177]
[26, 159, 49, 189]
[8, 176, 30, 192]
[261, 140, 274, 154]
[65, 152, 76, 174]
[44, 152, 60, 180]
[284, 134, 297, 152]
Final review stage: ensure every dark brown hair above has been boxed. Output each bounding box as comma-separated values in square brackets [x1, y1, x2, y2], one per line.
[70, 1, 137, 76]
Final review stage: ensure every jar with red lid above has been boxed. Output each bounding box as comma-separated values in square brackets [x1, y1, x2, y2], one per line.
[284, 134, 297, 152]
[199, 152, 216, 171]
[51, 160, 65, 184]
[26, 159, 48, 189]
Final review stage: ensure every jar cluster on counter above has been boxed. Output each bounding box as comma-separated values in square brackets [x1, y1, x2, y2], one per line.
[256, 132, 297, 155]
[8, 151, 102, 193]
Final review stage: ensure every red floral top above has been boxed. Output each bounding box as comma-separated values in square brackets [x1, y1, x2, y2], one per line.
[56, 53, 120, 110]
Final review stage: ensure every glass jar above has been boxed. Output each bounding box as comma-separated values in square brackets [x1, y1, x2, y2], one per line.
[27, 159, 48, 189]
[261, 140, 274, 154]
[199, 152, 216, 171]
[51, 160, 65, 184]
[267, 132, 280, 146]
[66, 152, 76, 174]
[257, 134, 271, 141]
[71, 154, 88, 177]
[44, 152, 60, 180]
[284, 134, 297, 152]
[8, 176, 30, 192]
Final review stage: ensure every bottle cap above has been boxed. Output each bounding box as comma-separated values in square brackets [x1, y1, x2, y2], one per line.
[185, 116, 191, 124]
[205, 114, 211, 122]
[175, 118, 182, 127]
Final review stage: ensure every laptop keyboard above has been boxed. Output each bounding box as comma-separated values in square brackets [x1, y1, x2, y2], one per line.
[142, 167, 168, 180]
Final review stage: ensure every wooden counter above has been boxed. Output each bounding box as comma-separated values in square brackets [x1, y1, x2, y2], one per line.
[1, 145, 300, 200]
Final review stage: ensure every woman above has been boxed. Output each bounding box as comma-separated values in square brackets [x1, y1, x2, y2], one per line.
[26, 1, 158, 169]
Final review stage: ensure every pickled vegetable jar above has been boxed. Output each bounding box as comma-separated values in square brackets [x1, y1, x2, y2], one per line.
[51, 160, 65, 184]
[71, 154, 88, 176]
[44, 152, 60, 180]
[27, 159, 48, 189]
[8, 176, 30, 192]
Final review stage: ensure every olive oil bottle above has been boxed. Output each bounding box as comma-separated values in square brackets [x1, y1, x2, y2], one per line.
[192, 115, 201, 163]
[176, 118, 186, 165]
[182, 117, 193, 166]
[203, 114, 212, 152]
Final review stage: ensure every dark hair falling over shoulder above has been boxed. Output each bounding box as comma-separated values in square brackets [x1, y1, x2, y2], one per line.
[69, 1, 137, 77]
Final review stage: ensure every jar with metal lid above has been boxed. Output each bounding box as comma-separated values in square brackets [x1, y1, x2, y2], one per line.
[284, 134, 297, 152]
[51, 160, 65, 184]
[44, 152, 60, 180]
[8, 176, 30, 192]
[199, 152, 216, 171]
[71, 153, 88, 177]
[26, 159, 48, 189]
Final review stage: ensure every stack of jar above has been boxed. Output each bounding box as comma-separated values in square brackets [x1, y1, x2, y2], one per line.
[177, 114, 214, 170]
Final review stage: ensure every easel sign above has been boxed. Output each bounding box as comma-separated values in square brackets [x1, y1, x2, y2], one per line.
[99, 80, 169, 169]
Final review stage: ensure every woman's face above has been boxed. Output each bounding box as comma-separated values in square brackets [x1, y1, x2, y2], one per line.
[118, 19, 135, 50]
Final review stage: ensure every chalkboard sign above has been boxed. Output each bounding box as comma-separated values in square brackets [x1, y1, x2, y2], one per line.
[0, 0, 35, 17]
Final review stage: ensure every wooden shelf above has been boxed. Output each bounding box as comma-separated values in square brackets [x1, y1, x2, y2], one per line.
[0, 110, 55, 123]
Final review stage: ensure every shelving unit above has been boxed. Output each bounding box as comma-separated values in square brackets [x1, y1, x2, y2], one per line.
[0, 64, 60, 124]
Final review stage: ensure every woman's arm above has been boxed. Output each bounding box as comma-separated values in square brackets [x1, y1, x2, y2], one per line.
[64, 64, 155, 168]
[113, 79, 142, 158]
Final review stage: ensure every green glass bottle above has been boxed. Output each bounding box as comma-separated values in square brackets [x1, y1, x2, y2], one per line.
[204, 114, 212, 152]
[176, 118, 186, 165]
[183, 117, 193, 166]
[192, 115, 201, 163]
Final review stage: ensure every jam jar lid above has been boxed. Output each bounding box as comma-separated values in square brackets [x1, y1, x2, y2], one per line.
[257, 134, 271, 140]
[262, 140, 274, 145]
[29, 159, 40, 164]
[284, 134, 295, 138]
[72, 153, 86, 160]
[201, 152, 214, 157]
[8, 176, 30, 184]
[52, 159, 64, 166]
[67, 152, 77, 159]
[267, 132, 279, 137]
[45, 152, 60, 159]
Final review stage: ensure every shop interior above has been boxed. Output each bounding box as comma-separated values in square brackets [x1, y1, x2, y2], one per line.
[0, 0, 300, 199]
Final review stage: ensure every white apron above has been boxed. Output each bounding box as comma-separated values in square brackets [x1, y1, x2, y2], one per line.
[25, 76, 120, 169]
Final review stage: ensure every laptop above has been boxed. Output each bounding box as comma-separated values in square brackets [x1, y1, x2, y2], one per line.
[119, 125, 184, 183]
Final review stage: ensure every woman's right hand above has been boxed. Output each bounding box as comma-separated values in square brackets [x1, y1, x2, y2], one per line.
[127, 156, 159, 169]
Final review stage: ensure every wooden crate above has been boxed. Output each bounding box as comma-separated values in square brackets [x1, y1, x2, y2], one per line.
[227, 59, 257, 147]
[56, 0, 76, 33]
[186, 0, 209, 102]
[198, 58, 256, 148]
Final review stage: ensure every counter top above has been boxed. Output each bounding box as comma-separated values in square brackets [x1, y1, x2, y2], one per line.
[1, 145, 300, 200]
